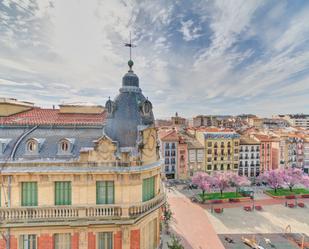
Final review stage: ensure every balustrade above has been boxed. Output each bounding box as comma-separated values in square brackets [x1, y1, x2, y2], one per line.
[0, 193, 165, 224]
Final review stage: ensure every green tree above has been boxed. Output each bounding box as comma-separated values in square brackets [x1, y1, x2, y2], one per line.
[167, 235, 184, 249]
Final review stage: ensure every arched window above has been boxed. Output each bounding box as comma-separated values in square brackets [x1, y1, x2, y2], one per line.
[61, 141, 69, 152]
[27, 140, 37, 153]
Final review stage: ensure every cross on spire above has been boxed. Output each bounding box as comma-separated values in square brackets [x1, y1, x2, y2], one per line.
[124, 32, 136, 65]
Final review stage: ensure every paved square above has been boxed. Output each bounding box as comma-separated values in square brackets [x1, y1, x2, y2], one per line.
[206, 204, 309, 235]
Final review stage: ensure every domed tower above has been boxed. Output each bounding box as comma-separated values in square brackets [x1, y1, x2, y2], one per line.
[103, 60, 158, 165]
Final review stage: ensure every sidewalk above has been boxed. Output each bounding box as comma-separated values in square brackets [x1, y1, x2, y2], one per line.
[167, 189, 225, 249]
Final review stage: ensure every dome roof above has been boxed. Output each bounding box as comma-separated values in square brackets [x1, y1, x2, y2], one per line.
[122, 71, 139, 87]
[104, 61, 154, 148]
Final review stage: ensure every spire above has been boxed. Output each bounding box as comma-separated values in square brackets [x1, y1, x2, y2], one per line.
[124, 32, 136, 71]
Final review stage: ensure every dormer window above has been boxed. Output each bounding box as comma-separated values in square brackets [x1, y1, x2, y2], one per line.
[61, 141, 69, 152]
[28, 141, 37, 152]
[25, 138, 45, 154]
[0, 138, 11, 155]
[58, 138, 75, 155]
[140, 99, 152, 115]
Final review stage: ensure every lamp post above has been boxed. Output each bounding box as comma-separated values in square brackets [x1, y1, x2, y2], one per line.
[251, 191, 255, 210]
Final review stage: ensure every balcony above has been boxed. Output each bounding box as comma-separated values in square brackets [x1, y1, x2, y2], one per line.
[0, 193, 166, 227]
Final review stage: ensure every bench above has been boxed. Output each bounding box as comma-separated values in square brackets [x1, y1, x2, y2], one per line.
[301, 194, 309, 198]
[255, 205, 262, 211]
[288, 203, 295, 208]
[214, 208, 223, 213]
[244, 206, 252, 211]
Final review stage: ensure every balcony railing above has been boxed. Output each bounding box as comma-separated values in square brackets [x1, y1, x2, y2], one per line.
[0, 193, 166, 225]
[129, 193, 166, 217]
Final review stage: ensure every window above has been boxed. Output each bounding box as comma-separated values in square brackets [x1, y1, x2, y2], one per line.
[207, 149, 212, 154]
[207, 157, 211, 162]
[21, 182, 38, 206]
[234, 141, 239, 146]
[207, 142, 212, 147]
[207, 165, 212, 170]
[27, 140, 37, 153]
[221, 142, 224, 148]
[60, 141, 69, 152]
[171, 143, 176, 149]
[171, 158, 175, 164]
[171, 165, 175, 171]
[220, 164, 224, 170]
[54, 234, 71, 249]
[142, 176, 155, 202]
[214, 142, 218, 148]
[165, 166, 169, 172]
[214, 165, 217, 170]
[96, 181, 114, 204]
[227, 164, 230, 170]
[20, 234, 36, 249]
[165, 158, 169, 164]
[165, 151, 170, 157]
[165, 143, 169, 149]
[141, 219, 157, 249]
[98, 232, 113, 249]
[55, 182, 71, 205]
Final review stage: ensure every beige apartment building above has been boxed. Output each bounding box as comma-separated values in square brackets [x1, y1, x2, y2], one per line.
[0, 60, 165, 249]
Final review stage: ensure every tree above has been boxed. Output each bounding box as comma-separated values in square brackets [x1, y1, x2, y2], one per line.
[163, 203, 173, 234]
[192, 172, 211, 202]
[228, 172, 250, 195]
[167, 235, 184, 249]
[259, 169, 284, 193]
[281, 168, 303, 192]
[302, 174, 309, 188]
[212, 172, 231, 197]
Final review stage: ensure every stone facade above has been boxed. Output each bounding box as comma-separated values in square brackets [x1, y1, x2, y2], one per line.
[0, 60, 164, 249]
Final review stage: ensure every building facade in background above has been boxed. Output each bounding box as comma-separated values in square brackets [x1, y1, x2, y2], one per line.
[239, 137, 260, 177]
[0, 60, 165, 249]
[195, 129, 240, 173]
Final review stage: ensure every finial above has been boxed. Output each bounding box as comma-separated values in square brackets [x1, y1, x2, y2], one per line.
[128, 60, 134, 71]
[124, 32, 136, 71]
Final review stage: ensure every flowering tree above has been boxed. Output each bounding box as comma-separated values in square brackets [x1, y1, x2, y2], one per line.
[192, 172, 211, 202]
[302, 174, 309, 188]
[228, 172, 250, 195]
[212, 172, 231, 197]
[281, 168, 303, 192]
[259, 169, 284, 193]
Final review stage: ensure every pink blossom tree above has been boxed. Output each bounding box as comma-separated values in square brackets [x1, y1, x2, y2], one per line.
[281, 168, 303, 192]
[302, 174, 309, 188]
[228, 172, 251, 195]
[259, 169, 284, 193]
[212, 172, 231, 197]
[192, 172, 211, 202]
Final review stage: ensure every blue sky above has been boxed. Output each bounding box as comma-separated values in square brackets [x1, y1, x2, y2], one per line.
[0, 0, 309, 118]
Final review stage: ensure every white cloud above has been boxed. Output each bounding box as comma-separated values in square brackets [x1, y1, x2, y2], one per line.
[179, 20, 202, 41]
[0, 0, 309, 117]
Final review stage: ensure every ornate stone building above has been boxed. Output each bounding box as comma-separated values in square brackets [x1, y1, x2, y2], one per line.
[0, 60, 165, 249]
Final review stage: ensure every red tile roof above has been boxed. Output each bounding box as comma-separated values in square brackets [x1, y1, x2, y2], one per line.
[0, 108, 106, 126]
[159, 129, 179, 141]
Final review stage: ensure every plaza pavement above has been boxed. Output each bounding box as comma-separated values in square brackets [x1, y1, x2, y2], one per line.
[167, 187, 226, 249]
[165, 185, 309, 249]
[206, 203, 309, 236]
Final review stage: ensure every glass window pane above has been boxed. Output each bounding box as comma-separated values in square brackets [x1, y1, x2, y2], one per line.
[98, 232, 113, 249]
[55, 182, 71, 205]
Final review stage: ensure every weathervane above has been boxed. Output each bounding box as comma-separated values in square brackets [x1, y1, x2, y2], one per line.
[124, 32, 136, 67]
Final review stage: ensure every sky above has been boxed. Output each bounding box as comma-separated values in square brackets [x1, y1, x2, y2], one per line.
[0, 0, 309, 118]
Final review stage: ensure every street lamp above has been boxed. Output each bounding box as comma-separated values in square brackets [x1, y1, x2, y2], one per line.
[250, 191, 255, 210]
